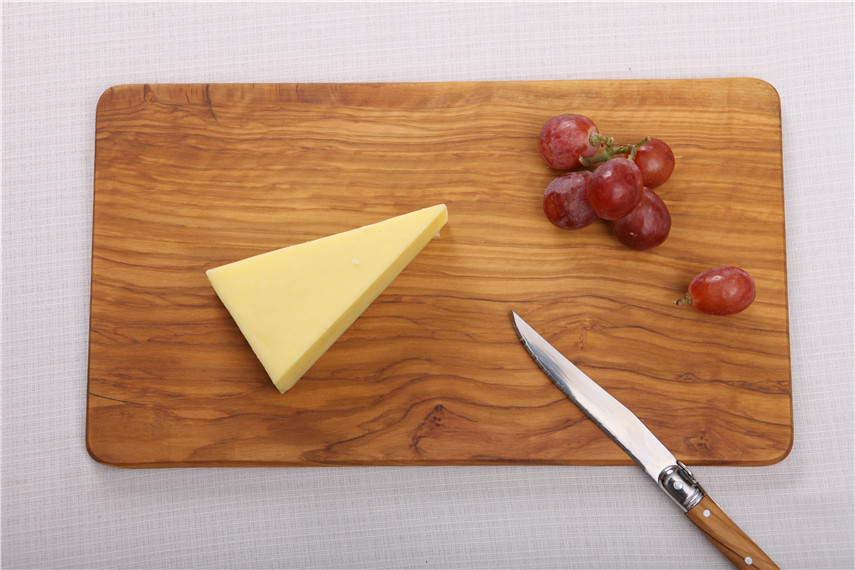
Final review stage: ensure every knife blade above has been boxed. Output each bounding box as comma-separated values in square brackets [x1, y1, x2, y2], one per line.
[511, 311, 779, 570]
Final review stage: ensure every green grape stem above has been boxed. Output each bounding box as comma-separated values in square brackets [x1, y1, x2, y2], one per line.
[674, 291, 694, 307]
[581, 135, 652, 166]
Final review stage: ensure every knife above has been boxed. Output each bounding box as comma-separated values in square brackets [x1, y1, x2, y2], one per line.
[510, 311, 779, 569]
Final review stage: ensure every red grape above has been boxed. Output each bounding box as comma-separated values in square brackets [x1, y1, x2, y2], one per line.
[587, 157, 644, 220]
[677, 266, 756, 315]
[612, 188, 671, 249]
[633, 138, 675, 189]
[538, 114, 600, 170]
[542, 171, 598, 230]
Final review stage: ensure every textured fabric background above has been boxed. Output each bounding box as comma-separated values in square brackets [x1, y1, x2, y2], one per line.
[2, 2, 853, 568]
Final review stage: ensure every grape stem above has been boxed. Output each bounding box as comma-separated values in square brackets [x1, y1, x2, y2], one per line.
[581, 135, 652, 166]
[675, 291, 693, 306]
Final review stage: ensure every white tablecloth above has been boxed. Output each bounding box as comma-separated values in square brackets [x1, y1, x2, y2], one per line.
[3, 3, 853, 568]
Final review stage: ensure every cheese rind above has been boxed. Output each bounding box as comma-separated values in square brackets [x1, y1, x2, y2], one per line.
[206, 204, 448, 393]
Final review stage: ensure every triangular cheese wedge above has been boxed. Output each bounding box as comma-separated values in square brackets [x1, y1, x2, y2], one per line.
[206, 204, 448, 393]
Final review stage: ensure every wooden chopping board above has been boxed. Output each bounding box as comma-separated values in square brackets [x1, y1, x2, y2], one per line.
[87, 79, 792, 468]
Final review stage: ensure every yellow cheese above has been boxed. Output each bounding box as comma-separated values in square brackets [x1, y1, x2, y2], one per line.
[206, 204, 448, 393]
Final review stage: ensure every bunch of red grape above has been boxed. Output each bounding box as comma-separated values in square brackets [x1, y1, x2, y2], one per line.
[539, 114, 674, 250]
[538, 113, 755, 315]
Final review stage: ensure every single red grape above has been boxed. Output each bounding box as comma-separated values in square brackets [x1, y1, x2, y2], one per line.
[538, 114, 600, 170]
[542, 171, 598, 230]
[633, 138, 675, 189]
[587, 157, 644, 220]
[612, 188, 671, 249]
[677, 266, 756, 315]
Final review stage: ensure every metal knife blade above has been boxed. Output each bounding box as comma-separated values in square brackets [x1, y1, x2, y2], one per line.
[511, 310, 674, 481]
[511, 311, 779, 569]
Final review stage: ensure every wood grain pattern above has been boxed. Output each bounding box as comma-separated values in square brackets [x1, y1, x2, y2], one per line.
[687, 495, 780, 569]
[87, 80, 792, 468]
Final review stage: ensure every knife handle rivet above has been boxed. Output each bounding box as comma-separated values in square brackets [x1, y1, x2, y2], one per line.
[673, 480, 684, 491]
[745, 556, 753, 565]
[703, 509, 711, 518]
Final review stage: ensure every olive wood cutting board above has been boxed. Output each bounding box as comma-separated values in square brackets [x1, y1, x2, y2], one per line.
[87, 79, 792, 468]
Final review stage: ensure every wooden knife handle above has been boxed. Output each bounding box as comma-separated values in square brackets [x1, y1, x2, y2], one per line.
[686, 495, 779, 569]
